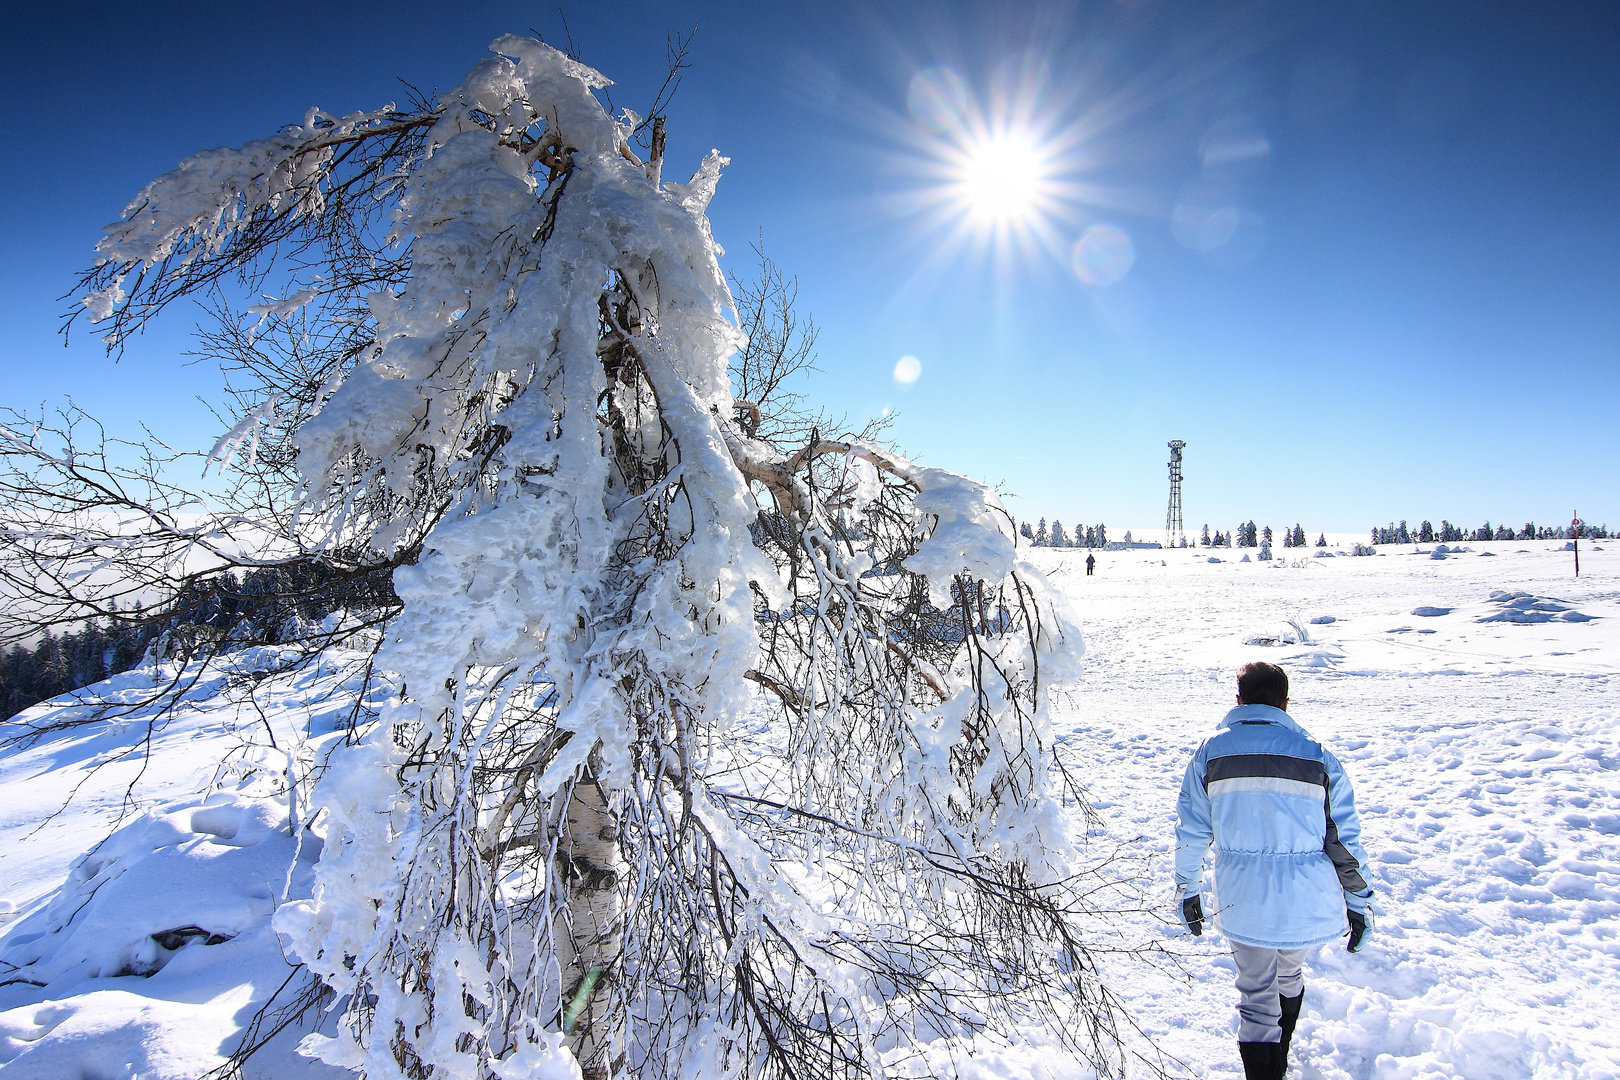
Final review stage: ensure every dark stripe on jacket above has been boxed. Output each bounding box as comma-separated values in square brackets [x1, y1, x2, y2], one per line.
[1324, 799, 1369, 892]
[1203, 753, 1328, 791]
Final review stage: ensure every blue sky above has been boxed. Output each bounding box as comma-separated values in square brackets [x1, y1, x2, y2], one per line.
[1, 1, 1615, 536]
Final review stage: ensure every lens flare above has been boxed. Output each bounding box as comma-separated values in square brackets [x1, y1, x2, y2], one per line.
[893, 355, 922, 384]
[1171, 197, 1240, 251]
[906, 66, 971, 133]
[1072, 224, 1135, 285]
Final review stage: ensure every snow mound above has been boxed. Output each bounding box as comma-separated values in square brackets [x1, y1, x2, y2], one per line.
[0, 792, 333, 1079]
[1478, 591, 1595, 624]
[0, 794, 294, 990]
[1207, 556, 1222, 564]
[1309, 615, 1336, 624]
[1411, 606, 1452, 617]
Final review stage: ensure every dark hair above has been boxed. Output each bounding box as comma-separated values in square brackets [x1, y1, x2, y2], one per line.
[1236, 662, 1289, 708]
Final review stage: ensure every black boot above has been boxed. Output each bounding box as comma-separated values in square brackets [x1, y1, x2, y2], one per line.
[1238, 1040, 1283, 1080]
[1279, 991, 1304, 1073]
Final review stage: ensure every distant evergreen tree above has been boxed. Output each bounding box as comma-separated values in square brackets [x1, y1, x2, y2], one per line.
[1316, 532, 1327, 547]
[1051, 520, 1068, 547]
[1084, 526, 1097, 548]
[1419, 520, 1435, 543]
[1095, 524, 1107, 547]
[1201, 524, 1211, 547]
[1020, 521, 1034, 542]
[1292, 524, 1307, 547]
[1259, 537, 1273, 560]
[1262, 525, 1274, 547]
[1035, 518, 1048, 547]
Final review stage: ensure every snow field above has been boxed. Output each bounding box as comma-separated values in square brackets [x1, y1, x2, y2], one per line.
[0, 544, 1614, 1078]
[1045, 541, 1619, 1079]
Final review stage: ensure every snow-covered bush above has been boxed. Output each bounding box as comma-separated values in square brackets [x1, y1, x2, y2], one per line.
[42, 35, 1113, 1080]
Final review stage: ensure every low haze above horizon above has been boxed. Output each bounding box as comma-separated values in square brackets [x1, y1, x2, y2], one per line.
[1, 0, 1614, 536]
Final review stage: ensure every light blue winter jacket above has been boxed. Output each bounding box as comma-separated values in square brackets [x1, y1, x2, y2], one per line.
[1175, 704, 1372, 949]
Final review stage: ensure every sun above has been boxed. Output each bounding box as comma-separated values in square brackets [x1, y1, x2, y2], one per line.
[959, 133, 1045, 224]
[894, 63, 1096, 274]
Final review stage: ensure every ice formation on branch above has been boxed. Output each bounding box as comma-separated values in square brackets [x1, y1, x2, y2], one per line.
[73, 34, 1112, 1080]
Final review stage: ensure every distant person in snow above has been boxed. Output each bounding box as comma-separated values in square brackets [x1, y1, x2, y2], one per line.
[1085, 552, 1096, 576]
[1174, 662, 1374, 1080]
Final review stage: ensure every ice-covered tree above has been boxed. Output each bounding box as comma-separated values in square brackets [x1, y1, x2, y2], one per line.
[1200, 524, 1210, 547]
[1035, 516, 1049, 546]
[14, 35, 1124, 1080]
[1291, 524, 1307, 548]
[1051, 519, 1068, 547]
[1316, 532, 1328, 547]
[1020, 520, 1034, 542]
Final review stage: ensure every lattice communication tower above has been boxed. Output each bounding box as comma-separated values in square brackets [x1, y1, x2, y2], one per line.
[1165, 440, 1186, 549]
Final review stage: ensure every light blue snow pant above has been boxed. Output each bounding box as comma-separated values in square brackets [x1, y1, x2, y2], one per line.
[1229, 941, 1309, 1043]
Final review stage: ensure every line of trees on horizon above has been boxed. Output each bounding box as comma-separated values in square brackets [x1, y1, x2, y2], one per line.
[1018, 518, 1112, 548]
[1371, 519, 1609, 545]
[1199, 522, 1323, 551]
[1016, 514, 1610, 554]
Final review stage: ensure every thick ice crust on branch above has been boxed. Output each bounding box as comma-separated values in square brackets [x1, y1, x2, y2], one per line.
[84, 105, 403, 322]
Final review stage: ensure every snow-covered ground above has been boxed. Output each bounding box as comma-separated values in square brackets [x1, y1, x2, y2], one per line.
[0, 649, 379, 1079]
[1044, 541, 1620, 1080]
[1, 542, 1615, 1078]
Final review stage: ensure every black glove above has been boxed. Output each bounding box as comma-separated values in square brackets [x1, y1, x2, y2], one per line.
[1346, 907, 1368, 953]
[1181, 895, 1204, 936]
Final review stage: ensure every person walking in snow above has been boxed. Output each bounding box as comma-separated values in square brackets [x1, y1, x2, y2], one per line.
[1085, 552, 1096, 576]
[1174, 661, 1374, 1079]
